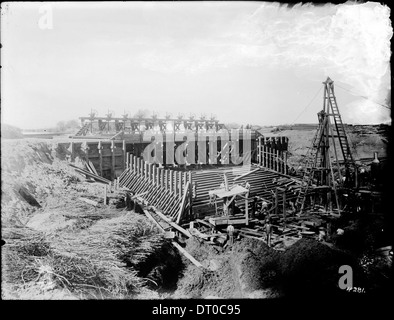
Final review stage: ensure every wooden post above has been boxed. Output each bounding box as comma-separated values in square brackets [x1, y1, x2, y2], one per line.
[183, 172, 187, 193]
[164, 170, 168, 191]
[266, 146, 269, 169]
[126, 152, 130, 169]
[276, 150, 279, 172]
[161, 169, 165, 189]
[140, 159, 144, 177]
[188, 171, 193, 216]
[111, 141, 116, 180]
[136, 157, 140, 176]
[98, 141, 103, 177]
[169, 169, 174, 193]
[145, 162, 148, 180]
[284, 151, 287, 175]
[132, 155, 136, 172]
[282, 189, 286, 227]
[148, 163, 152, 182]
[70, 141, 75, 162]
[178, 171, 183, 199]
[174, 171, 178, 197]
[152, 165, 156, 184]
[245, 196, 249, 226]
[156, 167, 161, 186]
[85, 143, 89, 163]
[103, 184, 107, 205]
[122, 140, 126, 170]
[258, 137, 261, 166]
[267, 147, 270, 169]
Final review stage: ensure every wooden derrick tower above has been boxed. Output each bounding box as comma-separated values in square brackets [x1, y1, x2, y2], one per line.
[295, 77, 357, 215]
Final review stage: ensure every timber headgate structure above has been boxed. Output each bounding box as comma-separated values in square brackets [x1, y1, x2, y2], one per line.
[68, 115, 296, 224]
[116, 135, 296, 225]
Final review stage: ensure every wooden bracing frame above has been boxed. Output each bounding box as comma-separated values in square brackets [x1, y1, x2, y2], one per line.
[118, 153, 194, 223]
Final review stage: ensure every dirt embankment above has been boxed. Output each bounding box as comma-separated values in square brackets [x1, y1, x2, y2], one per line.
[174, 237, 359, 299]
[1, 139, 184, 299]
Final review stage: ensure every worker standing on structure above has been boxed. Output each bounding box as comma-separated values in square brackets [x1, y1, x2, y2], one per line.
[227, 223, 235, 246]
[265, 217, 272, 247]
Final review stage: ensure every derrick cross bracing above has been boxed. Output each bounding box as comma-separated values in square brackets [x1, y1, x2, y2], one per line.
[295, 77, 357, 215]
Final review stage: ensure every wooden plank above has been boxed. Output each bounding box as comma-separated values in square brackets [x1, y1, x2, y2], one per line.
[169, 170, 173, 193]
[233, 168, 260, 181]
[144, 209, 165, 232]
[157, 167, 161, 186]
[189, 228, 210, 240]
[71, 166, 111, 184]
[98, 141, 103, 176]
[161, 169, 165, 189]
[176, 181, 190, 224]
[174, 171, 178, 197]
[178, 171, 183, 199]
[239, 228, 265, 237]
[209, 217, 247, 226]
[171, 241, 203, 268]
[195, 219, 215, 228]
[239, 233, 265, 241]
[145, 162, 148, 180]
[88, 160, 98, 175]
[103, 184, 107, 205]
[164, 170, 169, 191]
[79, 197, 99, 207]
[122, 140, 126, 170]
[111, 141, 115, 180]
[154, 210, 192, 238]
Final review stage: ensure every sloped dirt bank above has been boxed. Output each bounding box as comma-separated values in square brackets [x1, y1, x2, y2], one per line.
[1, 139, 185, 299]
[174, 237, 362, 299]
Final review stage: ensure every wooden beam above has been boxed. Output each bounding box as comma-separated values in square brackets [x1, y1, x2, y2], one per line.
[103, 184, 107, 205]
[155, 210, 191, 238]
[122, 140, 126, 170]
[174, 171, 178, 197]
[177, 181, 190, 224]
[111, 141, 115, 180]
[178, 171, 183, 199]
[161, 169, 165, 189]
[233, 168, 260, 181]
[144, 209, 165, 232]
[79, 197, 99, 207]
[98, 141, 103, 176]
[164, 170, 168, 191]
[171, 241, 203, 268]
[169, 169, 173, 193]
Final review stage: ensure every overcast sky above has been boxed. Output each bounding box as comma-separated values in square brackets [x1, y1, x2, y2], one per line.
[1, 1, 392, 130]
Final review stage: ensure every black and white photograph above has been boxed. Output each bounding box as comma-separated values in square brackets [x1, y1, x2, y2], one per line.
[1, 0, 392, 311]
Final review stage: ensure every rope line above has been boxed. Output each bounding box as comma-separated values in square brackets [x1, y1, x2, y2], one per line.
[291, 86, 323, 125]
[335, 83, 390, 110]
